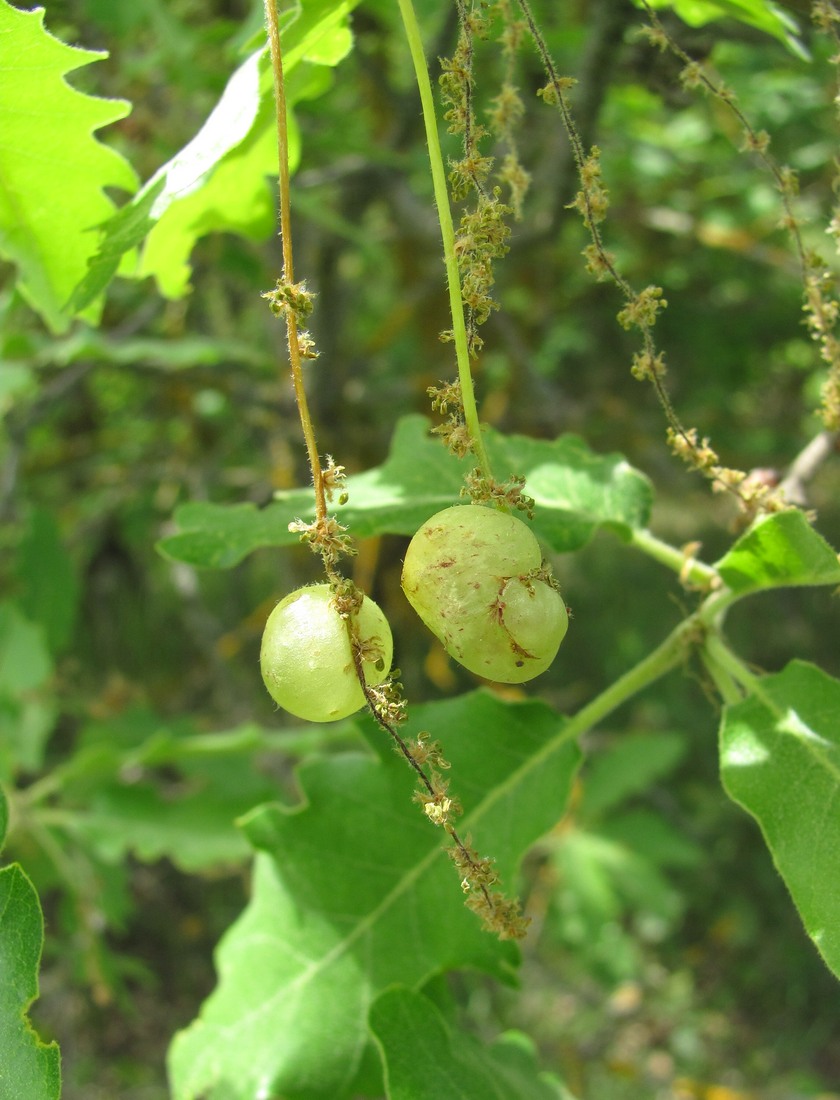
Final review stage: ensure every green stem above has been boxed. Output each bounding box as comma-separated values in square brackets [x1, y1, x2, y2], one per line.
[696, 584, 745, 628]
[629, 527, 718, 588]
[702, 639, 745, 705]
[554, 617, 695, 750]
[29, 807, 83, 829]
[264, 0, 327, 521]
[152, 725, 361, 758]
[16, 771, 63, 809]
[18, 725, 360, 809]
[397, 0, 493, 481]
[702, 631, 762, 700]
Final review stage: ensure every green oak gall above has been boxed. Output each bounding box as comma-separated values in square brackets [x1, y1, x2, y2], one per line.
[260, 584, 393, 721]
[401, 505, 568, 684]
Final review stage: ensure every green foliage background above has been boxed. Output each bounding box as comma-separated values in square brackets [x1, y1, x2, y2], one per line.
[2, 0, 840, 1098]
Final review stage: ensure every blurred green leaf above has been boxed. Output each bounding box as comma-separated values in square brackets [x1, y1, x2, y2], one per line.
[596, 808, 704, 869]
[0, 364, 35, 414]
[0, 787, 7, 852]
[53, 711, 290, 872]
[634, 0, 805, 55]
[0, 603, 56, 779]
[168, 691, 580, 1100]
[0, 0, 137, 331]
[550, 828, 686, 982]
[0, 864, 61, 1100]
[4, 326, 269, 373]
[715, 510, 840, 595]
[67, 757, 280, 873]
[578, 732, 687, 822]
[548, 730, 703, 984]
[71, 785, 252, 872]
[720, 660, 840, 978]
[158, 415, 653, 567]
[16, 509, 79, 655]
[370, 986, 570, 1100]
[0, 604, 51, 696]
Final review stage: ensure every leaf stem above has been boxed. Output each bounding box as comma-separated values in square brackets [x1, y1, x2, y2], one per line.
[396, 0, 493, 481]
[16, 726, 361, 810]
[702, 640, 746, 705]
[629, 527, 718, 589]
[264, 0, 326, 521]
[696, 584, 745, 627]
[702, 631, 762, 701]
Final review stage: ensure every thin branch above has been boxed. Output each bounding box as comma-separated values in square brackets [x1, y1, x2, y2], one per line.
[779, 429, 839, 505]
[349, 639, 522, 938]
[263, 0, 327, 521]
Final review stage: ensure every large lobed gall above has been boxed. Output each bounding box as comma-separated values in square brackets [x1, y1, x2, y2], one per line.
[401, 505, 568, 684]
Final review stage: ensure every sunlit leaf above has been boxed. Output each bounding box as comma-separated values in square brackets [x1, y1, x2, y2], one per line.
[72, 0, 358, 304]
[715, 510, 840, 595]
[65, 178, 164, 314]
[720, 660, 840, 978]
[0, 0, 136, 331]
